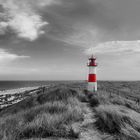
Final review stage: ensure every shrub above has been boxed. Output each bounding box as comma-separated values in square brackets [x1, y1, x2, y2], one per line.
[89, 96, 100, 107]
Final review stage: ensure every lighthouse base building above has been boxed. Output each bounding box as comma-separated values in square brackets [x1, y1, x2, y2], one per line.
[87, 56, 97, 93]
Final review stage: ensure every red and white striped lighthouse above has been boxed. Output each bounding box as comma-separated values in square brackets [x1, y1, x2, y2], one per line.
[87, 55, 98, 92]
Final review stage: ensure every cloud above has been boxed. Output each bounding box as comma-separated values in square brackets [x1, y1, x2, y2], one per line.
[0, 0, 53, 41]
[0, 48, 36, 75]
[34, 0, 61, 7]
[61, 28, 98, 48]
[0, 48, 29, 64]
[7, 13, 47, 41]
[46, 0, 140, 47]
[85, 41, 140, 55]
[0, 66, 38, 74]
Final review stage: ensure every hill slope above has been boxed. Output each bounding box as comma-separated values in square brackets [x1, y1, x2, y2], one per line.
[0, 81, 140, 140]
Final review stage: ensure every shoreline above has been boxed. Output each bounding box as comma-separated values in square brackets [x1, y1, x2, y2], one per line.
[0, 86, 46, 109]
[0, 86, 41, 96]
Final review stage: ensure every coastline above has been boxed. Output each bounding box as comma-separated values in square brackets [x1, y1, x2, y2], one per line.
[0, 86, 40, 95]
[0, 83, 56, 109]
[0, 86, 45, 109]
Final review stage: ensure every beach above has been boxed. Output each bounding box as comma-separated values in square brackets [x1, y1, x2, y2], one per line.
[0, 86, 44, 109]
[0, 86, 40, 95]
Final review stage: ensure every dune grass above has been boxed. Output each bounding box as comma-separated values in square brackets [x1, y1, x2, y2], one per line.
[94, 105, 140, 140]
[0, 87, 86, 140]
[1, 81, 140, 140]
[88, 82, 140, 140]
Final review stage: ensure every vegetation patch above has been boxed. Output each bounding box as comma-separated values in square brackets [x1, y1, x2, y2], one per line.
[89, 96, 100, 107]
[0, 87, 85, 139]
[20, 112, 79, 139]
[95, 105, 140, 139]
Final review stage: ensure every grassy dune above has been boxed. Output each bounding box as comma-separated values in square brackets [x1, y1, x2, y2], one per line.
[89, 81, 140, 140]
[0, 81, 140, 140]
[0, 87, 87, 140]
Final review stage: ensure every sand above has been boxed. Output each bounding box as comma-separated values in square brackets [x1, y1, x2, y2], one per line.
[0, 86, 40, 95]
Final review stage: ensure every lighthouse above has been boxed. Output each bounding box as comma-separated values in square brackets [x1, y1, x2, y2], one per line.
[87, 55, 98, 92]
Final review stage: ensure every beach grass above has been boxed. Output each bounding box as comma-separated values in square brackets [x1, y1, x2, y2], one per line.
[0, 87, 86, 139]
[1, 81, 140, 140]
[88, 81, 140, 140]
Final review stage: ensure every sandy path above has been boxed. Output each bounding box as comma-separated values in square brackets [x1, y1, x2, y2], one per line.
[71, 103, 102, 140]
[72, 102, 114, 140]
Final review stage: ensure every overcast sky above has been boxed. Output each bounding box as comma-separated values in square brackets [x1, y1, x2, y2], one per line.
[0, 0, 140, 80]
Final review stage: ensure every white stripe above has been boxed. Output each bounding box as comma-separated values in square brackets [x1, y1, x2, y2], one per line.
[88, 82, 97, 92]
[89, 67, 96, 74]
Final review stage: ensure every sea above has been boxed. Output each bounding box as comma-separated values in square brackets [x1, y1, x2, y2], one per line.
[0, 81, 58, 91]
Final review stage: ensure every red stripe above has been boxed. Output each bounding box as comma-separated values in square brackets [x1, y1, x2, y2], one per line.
[88, 74, 96, 82]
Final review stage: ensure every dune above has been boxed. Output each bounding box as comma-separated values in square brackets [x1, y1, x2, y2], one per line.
[0, 81, 140, 140]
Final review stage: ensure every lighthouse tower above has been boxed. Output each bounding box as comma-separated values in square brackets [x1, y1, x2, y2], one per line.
[87, 55, 98, 92]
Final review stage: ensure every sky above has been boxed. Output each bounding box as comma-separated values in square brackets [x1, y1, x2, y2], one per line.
[0, 0, 140, 80]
